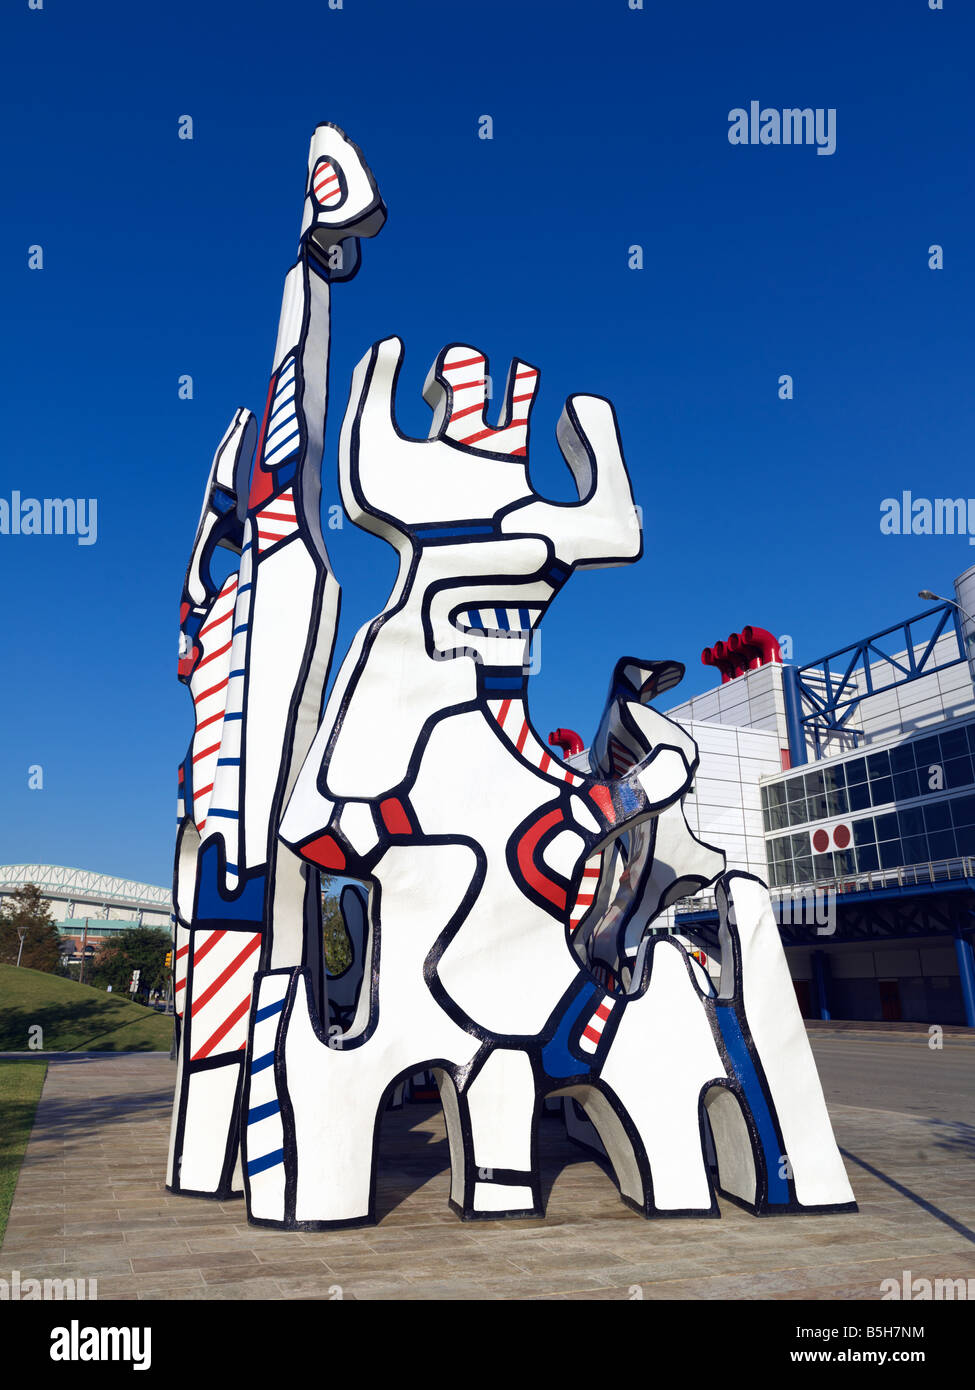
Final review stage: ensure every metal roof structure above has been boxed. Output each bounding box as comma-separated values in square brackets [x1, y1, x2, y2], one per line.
[0, 864, 171, 911]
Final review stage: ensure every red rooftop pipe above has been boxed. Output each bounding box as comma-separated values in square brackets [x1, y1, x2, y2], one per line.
[713, 639, 739, 683]
[702, 645, 733, 684]
[727, 631, 757, 675]
[741, 625, 782, 665]
[702, 627, 782, 684]
[548, 728, 584, 758]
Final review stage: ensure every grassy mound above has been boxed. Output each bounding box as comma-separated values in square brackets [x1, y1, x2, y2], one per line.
[0, 1061, 47, 1242]
[0, 963, 172, 1052]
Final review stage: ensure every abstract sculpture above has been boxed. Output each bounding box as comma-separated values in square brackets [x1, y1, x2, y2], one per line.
[570, 658, 726, 992]
[169, 124, 856, 1228]
[167, 124, 385, 1198]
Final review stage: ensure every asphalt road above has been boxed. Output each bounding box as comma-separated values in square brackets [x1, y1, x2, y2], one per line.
[810, 1033, 974, 1122]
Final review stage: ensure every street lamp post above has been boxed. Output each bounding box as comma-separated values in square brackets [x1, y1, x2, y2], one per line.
[15, 924, 28, 968]
[78, 917, 89, 985]
[919, 589, 975, 676]
[917, 589, 975, 627]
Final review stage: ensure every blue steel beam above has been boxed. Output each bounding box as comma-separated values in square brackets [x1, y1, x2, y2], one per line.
[676, 874, 975, 927]
[782, 664, 808, 768]
[790, 603, 965, 759]
[954, 933, 975, 1027]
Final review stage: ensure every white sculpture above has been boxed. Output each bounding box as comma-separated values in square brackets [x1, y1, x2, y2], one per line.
[168, 124, 385, 1199]
[171, 125, 856, 1230]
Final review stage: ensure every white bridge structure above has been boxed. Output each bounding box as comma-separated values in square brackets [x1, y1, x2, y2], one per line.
[0, 864, 172, 940]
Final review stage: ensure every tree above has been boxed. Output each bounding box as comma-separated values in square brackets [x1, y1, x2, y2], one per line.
[0, 883, 62, 973]
[322, 893, 352, 976]
[88, 926, 172, 1000]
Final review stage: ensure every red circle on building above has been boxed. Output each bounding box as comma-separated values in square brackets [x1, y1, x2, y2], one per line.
[833, 824, 851, 849]
[812, 829, 830, 853]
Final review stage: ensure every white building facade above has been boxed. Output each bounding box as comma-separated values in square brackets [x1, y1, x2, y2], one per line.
[664, 565, 975, 1027]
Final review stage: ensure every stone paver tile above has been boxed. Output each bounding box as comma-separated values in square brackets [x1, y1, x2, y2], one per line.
[183, 1277, 291, 1300]
[0, 1241, 69, 1264]
[4, 1051, 975, 1302]
[94, 1271, 207, 1296]
[129, 1249, 258, 1275]
[245, 1257, 335, 1278]
[276, 1274, 409, 1299]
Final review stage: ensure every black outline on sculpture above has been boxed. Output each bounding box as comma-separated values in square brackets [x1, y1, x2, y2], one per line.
[170, 124, 857, 1230]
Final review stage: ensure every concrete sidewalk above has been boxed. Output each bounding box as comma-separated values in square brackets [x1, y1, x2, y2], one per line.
[2, 1044, 974, 1300]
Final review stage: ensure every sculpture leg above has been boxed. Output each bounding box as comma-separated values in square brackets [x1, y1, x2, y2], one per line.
[244, 967, 386, 1227]
[440, 1049, 542, 1219]
[244, 842, 483, 1227]
[594, 941, 726, 1217]
[712, 874, 857, 1213]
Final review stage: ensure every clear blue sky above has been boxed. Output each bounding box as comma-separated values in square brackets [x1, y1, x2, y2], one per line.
[1, 0, 972, 887]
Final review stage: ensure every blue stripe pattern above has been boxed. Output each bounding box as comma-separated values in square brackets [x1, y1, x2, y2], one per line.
[417, 523, 494, 540]
[248, 1099, 281, 1124]
[268, 398, 293, 428]
[255, 998, 285, 1023]
[483, 675, 526, 692]
[247, 1147, 284, 1177]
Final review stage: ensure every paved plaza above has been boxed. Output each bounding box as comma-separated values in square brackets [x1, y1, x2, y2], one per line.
[2, 1032, 974, 1300]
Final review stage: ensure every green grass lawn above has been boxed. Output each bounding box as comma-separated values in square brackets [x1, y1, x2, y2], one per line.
[0, 1060, 47, 1243]
[0, 963, 173, 1052]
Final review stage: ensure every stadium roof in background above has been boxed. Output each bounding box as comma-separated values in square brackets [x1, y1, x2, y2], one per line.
[0, 864, 171, 911]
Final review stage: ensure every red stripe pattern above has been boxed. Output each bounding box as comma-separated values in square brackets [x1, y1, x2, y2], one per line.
[569, 856, 603, 932]
[256, 487, 298, 554]
[188, 574, 238, 830]
[186, 929, 262, 1061]
[516, 809, 567, 912]
[579, 994, 616, 1054]
[488, 699, 579, 784]
[607, 733, 637, 777]
[437, 345, 538, 457]
[312, 157, 343, 209]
